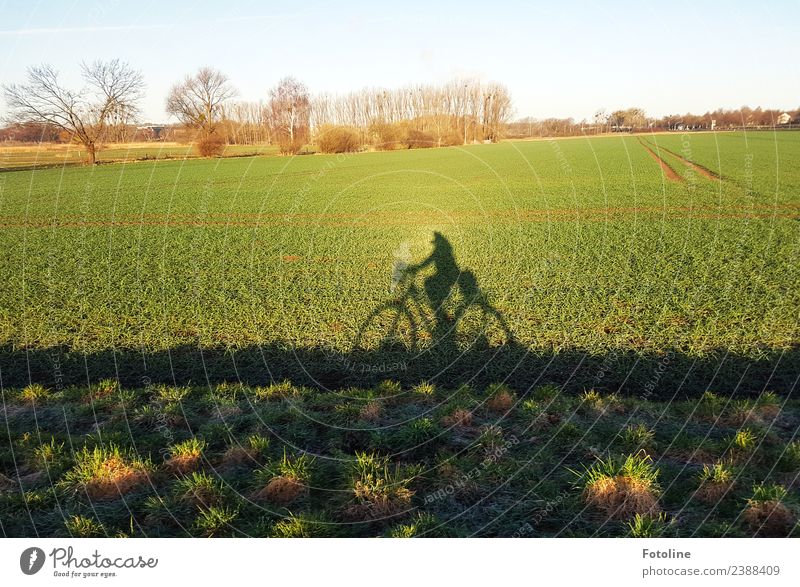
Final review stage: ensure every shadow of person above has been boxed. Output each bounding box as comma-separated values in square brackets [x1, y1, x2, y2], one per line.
[405, 232, 462, 353]
[355, 231, 514, 360]
[455, 269, 515, 344]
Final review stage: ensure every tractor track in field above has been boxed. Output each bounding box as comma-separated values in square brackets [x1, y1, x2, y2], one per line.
[1, 204, 799, 230]
[637, 138, 684, 183]
[640, 139, 721, 181]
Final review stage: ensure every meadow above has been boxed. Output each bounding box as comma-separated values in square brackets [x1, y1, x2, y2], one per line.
[0, 131, 798, 537]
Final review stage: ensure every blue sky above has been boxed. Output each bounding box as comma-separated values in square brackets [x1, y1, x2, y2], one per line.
[1, 0, 798, 123]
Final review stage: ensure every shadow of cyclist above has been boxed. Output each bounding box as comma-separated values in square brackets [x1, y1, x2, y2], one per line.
[405, 232, 462, 352]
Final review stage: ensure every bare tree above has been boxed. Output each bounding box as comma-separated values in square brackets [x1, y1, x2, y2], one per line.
[269, 77, 310, 154]
[3, 60, 144, 164]
[166, 67, 236, 138]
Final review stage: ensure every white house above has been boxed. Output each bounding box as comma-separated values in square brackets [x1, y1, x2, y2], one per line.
[777, 112, 791, 125]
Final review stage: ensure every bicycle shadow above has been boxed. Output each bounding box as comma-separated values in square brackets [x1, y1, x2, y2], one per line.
[351, 232, 514, 358]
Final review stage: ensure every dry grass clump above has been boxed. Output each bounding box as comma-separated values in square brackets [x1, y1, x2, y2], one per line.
[744, 484, 795, 537]
[485, 384, 515, 413]
[694, 462, 734, 503]
[165, 438, 206, 475]
[579, 451, 660, 520]
[344, 452, 414, 521]
[443, 407, 473, 428]
[63, 445, 150, 500]
[359, 401, 382, 423]
[221, 435, 270, 469]
[253, 451, 313, 506]
[176, 471, 224, 508]
[256, 476, 306, 506]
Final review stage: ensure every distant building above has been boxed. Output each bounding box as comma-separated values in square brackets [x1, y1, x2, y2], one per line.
[136, 125, 167, 140]
[777, 112, 791, 125]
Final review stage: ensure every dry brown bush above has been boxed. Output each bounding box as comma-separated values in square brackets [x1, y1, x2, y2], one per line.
[404, 129, 435, 149]
[317, 125, 361, 153]
[370, 122, 402, 150]
[196, 134, 226, 157]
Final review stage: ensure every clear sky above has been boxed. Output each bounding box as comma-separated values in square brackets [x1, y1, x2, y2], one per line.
[1, 0, 798, 123]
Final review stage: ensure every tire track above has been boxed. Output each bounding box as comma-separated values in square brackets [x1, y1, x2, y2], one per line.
[641, 138, 721, 181]
[637, 138, 683, 183]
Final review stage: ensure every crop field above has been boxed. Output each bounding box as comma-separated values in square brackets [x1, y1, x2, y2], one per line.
[0, 131, 798, 537]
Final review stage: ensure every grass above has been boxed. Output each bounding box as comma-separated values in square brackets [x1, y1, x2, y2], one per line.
[695, 462, 735, 503]
[347, 451, 416, 520]
[165, 438, 206, 474]
[0, 380, 797, 536]
[0, 132, 797, 396]
[745, 484, 796, 537]
[61, 445, 151, 500]
[578, 451, 661, 520]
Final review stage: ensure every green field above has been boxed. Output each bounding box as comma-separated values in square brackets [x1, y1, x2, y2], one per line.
[0, 131, 798, 537]
[0, 131, 797, 391]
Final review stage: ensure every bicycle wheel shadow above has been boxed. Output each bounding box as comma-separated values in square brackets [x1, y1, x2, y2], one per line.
[351, 231, 514, 359]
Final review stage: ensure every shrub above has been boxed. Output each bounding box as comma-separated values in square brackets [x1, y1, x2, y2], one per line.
[276, 135, 305, 155]
[404, 129, 435, 149]
[439, 129, 464, 147]
[317, 125, 361, 153]
[369, 122, 402, 150]
[196, 134, 226, 157]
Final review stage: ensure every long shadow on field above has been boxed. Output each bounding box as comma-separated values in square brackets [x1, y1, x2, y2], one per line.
[0, 343, 797, 399]
[0, 233, 797, 398]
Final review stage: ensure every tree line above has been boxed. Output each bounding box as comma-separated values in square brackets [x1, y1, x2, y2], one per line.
[2, 60, 797, 162]
[507, 106, 800, 138]
[1, 61, 513, 161]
